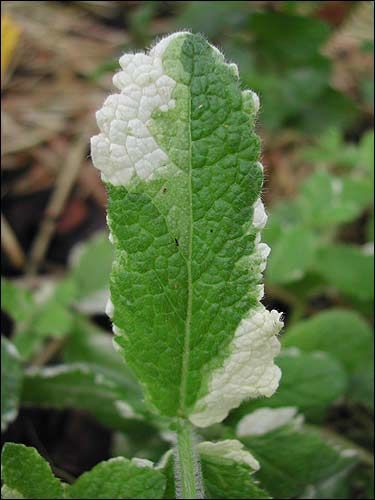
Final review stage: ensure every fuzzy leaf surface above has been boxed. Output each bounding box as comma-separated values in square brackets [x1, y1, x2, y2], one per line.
[161, 440, 269, 499]
[1, 443, 64, 500]
[66, 457, 166, 499]
[91, 32, 282, 426]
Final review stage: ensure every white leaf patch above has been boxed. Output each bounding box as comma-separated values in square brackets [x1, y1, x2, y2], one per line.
[198, 440, 260, 471]
[190, 307, 283, 427]
[190, 192, 282, 428]
[237, 407, 300, 437]
[91, 34, 190, 185]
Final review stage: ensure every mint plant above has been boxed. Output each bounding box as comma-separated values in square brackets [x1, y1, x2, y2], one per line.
[1, 442, 166, 500]
[264, 128, 374, 293]
[2, 30, 370, 500]
[90, 31, 282, 497]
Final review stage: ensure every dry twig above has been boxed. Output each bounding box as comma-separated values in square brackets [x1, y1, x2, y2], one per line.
[27, 131, 91, 274]
[1, 212, 26, 269]
[31, 337, 67, 368]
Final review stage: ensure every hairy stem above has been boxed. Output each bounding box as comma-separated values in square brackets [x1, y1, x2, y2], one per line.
[174, 419, 204, 499]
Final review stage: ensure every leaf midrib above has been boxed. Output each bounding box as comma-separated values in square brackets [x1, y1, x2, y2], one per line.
[179, 50, 193, 416]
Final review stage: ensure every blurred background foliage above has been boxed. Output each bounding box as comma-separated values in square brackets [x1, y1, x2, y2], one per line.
[1, 1, 374, 499]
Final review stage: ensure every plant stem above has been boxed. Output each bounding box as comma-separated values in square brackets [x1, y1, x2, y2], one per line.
[175, 419, 204, 499]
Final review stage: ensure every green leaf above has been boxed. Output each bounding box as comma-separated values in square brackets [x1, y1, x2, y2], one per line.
[298, 171, 373, 228]
[302, 128, 359, 168]
[283, 309, 373, 374]
[1, 278, 73, 360]
[33, 301, 72, 338]
[22, 363, 145, 431]
[12, 304, 73, 361]
[199, 441, 270, 499]
[358, 129, 374, 178]
[266, 225, 317, 284]
[234, 349, 348, 422]
[66, 457, 166, 500]
[350, 366, 374, 408]
[1, 443, 64, 500]
[239, 420, 357, 499]
[128, 2, 157, 45]
[111, 427, 170, 464]
[361, 78, 375, 107]
[367, 213, 374, 242]
[298, 87, 358, 135]
[91, 32, 283, 427]
[1, 337, 23, 431]
[248, 12, 330, 67]
[63, 318, 171, 426]
[10, 329, 42, 361]
[301, 127, 374, 174]
[300, 465, 354, 499]
[176, 1, 249, 38]
[160, 440, 269, 499]
[1, 444, 166, 500]
[52, 277, 78, 305]
[240, 11, 333, 133]
[63, 316, 141, 391]
[243, 64, 332, 132]
[263, 200, 301, 247]
[69, 231, 113, 304]
[313, 244, 374, 302]
[1, 278, 34, 322]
